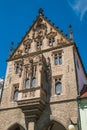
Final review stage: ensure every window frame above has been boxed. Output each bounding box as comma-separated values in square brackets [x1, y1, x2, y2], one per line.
[13, 90, 19, 101]
[15, 63, 20, 74]
[54, 52, 62, 65]
[54, 77, 62, 95]
[37, 41, 42, 49]
[32, 77, 36, 87]
[11, 84, 19, 101]
[49, 37, 55, 46]
[25, 78, 30, 89]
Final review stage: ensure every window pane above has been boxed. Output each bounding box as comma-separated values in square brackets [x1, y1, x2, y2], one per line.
[54, 57, 58, 65]
[49, 38, 55, 46]
[55, 82, 62, 94]
[25, 79, 30, 88]
[59, 56, 62, 64]
[16, 65, 19, 74]
[25, 44, 30, 52]
[32, 77, 36, 87]
[14, 90, 18, 100]
[49, 41, 53, 46]
[37, 43, 40, 48]
[40, 43, 42, 48]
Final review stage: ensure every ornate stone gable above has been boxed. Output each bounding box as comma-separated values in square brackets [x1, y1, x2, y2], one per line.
[9, 12, 70, 61]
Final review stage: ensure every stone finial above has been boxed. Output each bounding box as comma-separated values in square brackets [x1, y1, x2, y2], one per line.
[38, 8, 44, 16]
[10, 42, 14, 57]
[69, 25, 73, 41]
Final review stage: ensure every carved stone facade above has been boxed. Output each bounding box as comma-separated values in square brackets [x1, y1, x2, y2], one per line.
[0, 9, 86, 130]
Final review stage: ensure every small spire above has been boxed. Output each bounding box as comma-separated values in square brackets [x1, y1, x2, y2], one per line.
[10, 42, 14, 57]
[69, 25, 73, 41]
[38, 8, 44, 16]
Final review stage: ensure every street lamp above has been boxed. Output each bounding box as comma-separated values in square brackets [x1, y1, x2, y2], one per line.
[68, 124, 75, 130]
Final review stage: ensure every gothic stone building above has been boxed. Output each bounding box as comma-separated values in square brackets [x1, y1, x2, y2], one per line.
[0, 9, 87, 130]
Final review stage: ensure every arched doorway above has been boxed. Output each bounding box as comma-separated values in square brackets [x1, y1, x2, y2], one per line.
[45, 121, 67, 130]
[7, 123, 25, 130]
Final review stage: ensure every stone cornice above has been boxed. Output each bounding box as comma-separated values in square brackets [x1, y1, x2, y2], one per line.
[0, 98, 77, 111]
[7, 42, 74, 62]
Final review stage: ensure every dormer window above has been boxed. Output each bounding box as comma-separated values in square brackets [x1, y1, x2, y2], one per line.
[55, 78, 62, 95]
[37, 41, 42, 49]
[49, 37, 55, 46]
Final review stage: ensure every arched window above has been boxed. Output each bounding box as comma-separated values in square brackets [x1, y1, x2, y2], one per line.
[14, 90, 18, 101]
[32, 77, 36, 87]
[54, 53, 62, 65]
[55, 81, 62, 95]
[25, 79, 30, 88]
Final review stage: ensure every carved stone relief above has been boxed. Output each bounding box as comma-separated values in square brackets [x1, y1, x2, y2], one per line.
[14, 49, 23, 58]
[33, 18, 47, 42]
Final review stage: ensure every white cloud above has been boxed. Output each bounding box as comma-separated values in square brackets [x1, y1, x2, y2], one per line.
[67, 0, 87, 21]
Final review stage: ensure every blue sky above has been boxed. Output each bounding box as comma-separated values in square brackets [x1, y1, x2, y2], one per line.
[0, 0, 87, 78]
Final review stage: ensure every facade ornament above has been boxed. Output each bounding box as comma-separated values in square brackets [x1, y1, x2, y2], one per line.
[46, 31, 57, 39]
[19, 64, 23, 77]
[14, 49, 23, 58]
[38, 8, 44, 16]
[69, 25, 73, 41]
[23, 38, 33, 46]
[47, 57, 51, 81]
[10, 42, 14, 57]
[17, 49, 23, 56]
[33, 18, 47, 42]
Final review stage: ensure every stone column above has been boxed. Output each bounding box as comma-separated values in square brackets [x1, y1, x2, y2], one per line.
[37, 64, 42, 87]
[28, 121, 35, 130]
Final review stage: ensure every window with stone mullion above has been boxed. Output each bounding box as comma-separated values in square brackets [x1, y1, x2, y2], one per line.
[37, 41, 42, 49]
[49, 37, 55, 46]
[32, 65, 36, 87]
[25, 69, 30, 89]
[25, 44, 30, 52]
[54, 53, 62, 65]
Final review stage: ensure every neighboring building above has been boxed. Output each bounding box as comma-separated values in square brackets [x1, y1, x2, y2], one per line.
[0, 9, 87, 130]
[0, 78, 4, 101]
[78, 85, 87, 130]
